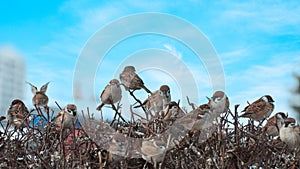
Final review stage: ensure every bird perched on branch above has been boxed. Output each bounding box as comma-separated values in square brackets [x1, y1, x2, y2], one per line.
[163, 105, 213, 145]
[263, 112, 287, 137]
[55, 104, 78, 131]
[135, 85, 171, 116]
[96, 79, 122, 111]
[239, 95, 275, 121]
[170, 104, 211, 133]
[207, 91, 230, 116]
[6, 99, 30, 128]
[119, 66, 152, 94]
[27, 82, 50, 108]
[140, 135, 173, 168]
[279, 117, 300, 149]
[163, 101, 184, 120]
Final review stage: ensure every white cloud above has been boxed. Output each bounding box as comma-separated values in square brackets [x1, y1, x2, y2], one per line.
[218, 48, 249, 65]
[163, 44, 182, 59]
[226, 56, 299, 120]
[9, 0, 300, 122]
[219, 1, 300, 33]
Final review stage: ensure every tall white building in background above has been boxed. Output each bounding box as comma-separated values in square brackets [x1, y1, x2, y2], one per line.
[0, 46, 25, 116]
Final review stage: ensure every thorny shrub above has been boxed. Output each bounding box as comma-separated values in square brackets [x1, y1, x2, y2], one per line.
[0, 101, 300, 169]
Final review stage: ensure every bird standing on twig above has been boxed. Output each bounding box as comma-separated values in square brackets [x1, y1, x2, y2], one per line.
[239, 95, 275, 121]
[6, 99, 30, 128]
[55, 104, 78, 130]
[163, 101, 184, 120]
[135, 85, 171, 117]
[27, 82, 50, 108]
[206, 91, 230, 116]
[96, 79, 122, 111]
[119, 66, 152, 94]
[140, 135, 172, 169]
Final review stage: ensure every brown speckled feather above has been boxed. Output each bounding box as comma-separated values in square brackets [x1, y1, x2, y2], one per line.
[240, 95, 274, 121]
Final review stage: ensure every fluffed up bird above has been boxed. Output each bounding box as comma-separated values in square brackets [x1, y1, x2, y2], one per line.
[239, 95, 275, 121]
[6, 99, 30, 128]
[96, 79, 122, 111]
[55, 104, 78, 131]
[207, 91, 229, 116]
[27, 82, 50, 108]
[135, 85, 171, 116]
[279, 117, 300, 149]
[263, 112, 287, 137]
[119, 66, 152, 94]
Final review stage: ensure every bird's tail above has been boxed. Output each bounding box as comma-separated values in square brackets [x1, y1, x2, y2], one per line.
[133, 104, 142, 108]
[0, 116, 6, 121]
[96, 103, 104, 111]
[142, 86, 152, 94]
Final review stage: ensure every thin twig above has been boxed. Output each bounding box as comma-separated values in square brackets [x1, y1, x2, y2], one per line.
[186, 96, 196, 110]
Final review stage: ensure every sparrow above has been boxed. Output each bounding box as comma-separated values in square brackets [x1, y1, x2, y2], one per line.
[166, 105, 211, 137]
[135, 85, 171, 115]
[163, 101, 184, 120]
[279, 117, 300, 149]
[6, 99, 30, 128]
[55, 104, 78, 130]
[119, 66, 152, 94]
[198, 103, 211, 111]
[96, 79, 122, 111]
[262, 112, 287, 137]
[140, 135, 172, 168]
[206, 91, 230, 116]
[27, 82, 50, 108]
[239, 95, 275, 121]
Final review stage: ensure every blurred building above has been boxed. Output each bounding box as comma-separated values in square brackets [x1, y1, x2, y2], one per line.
[0, 46, 25, 116]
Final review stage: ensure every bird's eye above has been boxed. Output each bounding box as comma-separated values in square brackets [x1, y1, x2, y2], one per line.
[215, 97, 222, 102]
[67, 109, 72, 113]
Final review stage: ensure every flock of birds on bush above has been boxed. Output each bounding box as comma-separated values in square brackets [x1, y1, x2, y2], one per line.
[1, 65, 300, 168]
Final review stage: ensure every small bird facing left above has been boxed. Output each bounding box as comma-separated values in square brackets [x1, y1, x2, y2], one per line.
[55, 104, 78, 130]
[119, 66, 152, 94]
[239, 95, 275, 121]
[96, 79, 122, 111]
[27, 82, 50, 108]
[6, 99, 30, 128]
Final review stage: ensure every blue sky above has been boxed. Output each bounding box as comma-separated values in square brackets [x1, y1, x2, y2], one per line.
[0, 0, 299, 121]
